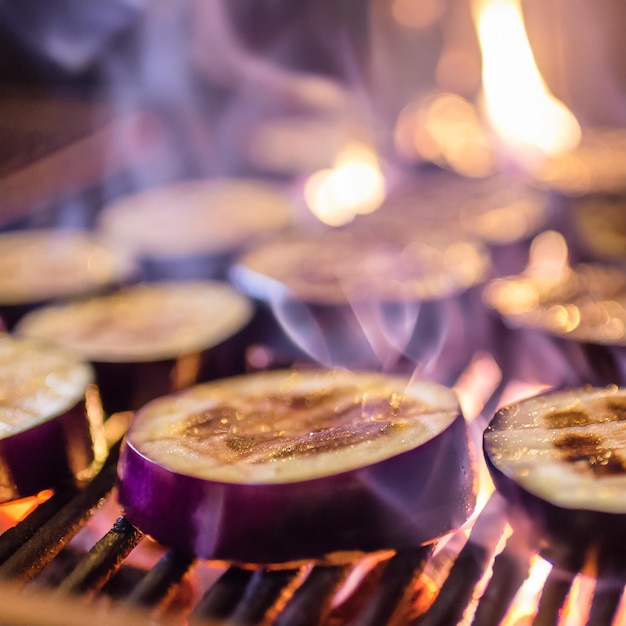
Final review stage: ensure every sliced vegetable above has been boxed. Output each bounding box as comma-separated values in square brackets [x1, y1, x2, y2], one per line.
[233, 230, 490, 306]
[0, 334, 96, 502]
[484, 386, 626, 574]
[16, 281, 254, 414]
[231, 230, 490, 377]
[118, 369, 476, 564]
[0, 229, 137, 329]
[96, 179, 293, 280]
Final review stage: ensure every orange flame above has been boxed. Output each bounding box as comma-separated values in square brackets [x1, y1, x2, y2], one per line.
[304, 143, 386, 227]
[473, 0, 581, 158]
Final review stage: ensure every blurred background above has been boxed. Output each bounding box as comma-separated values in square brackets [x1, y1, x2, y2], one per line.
[0, 0, 625, 228]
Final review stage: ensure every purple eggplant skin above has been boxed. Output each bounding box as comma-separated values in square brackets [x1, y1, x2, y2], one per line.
[118, 413, 476, 565]
[0, 402, 94, 503]
[484, 413, 626, 577]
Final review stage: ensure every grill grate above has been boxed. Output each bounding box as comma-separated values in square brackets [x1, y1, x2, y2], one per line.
[0, 438, 615, 624]
[0, 425, 624, 625]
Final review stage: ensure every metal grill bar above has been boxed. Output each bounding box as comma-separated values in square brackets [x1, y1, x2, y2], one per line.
[415, 496, 509, 626]
[585, 582, 624, 626]
[0, 441, 121, 585]
[347, 546, 432, 626]
[470, 543, 531, 626]
[274, 564, 351, 626]
[416, 540, 492, 626]
[532, 568, 576, 626]
[56, 517, 144, 597]
[125, 549, 195, 609]
[228, 567, 302, 625]
[191, 567, 255, 622]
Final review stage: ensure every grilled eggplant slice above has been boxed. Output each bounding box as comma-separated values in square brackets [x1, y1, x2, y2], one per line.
[0, 229, 136, 329]
[15, 281, 253, 413]
[118, 369, 476, 564]
[484, 386, 626, 574]
[0, 334, 96, 502]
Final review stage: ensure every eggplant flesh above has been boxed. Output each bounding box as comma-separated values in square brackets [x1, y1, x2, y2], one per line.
[0, 334, 95, 502]
[118, 370, 477, 564]
[484, 386, 626, 575]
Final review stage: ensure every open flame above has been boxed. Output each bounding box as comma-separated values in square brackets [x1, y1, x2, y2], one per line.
[304, 142, 386, 227]
[473, 0, 581, 159]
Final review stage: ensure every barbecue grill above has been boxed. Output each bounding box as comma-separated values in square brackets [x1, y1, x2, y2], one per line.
[0, 386, 622, 626]
[2, 3, 626, 625]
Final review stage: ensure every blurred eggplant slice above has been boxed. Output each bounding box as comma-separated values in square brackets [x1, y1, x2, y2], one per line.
[118, 369, 477, 565]
[484, 386, 626, 574]
[0, 229, 137, 329]
[96, 178, 294, 280]
[0, 334, 96, 502]
[15, 281, 254, 413]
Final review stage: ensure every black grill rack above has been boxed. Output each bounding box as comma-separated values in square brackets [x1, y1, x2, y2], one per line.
[0, 428, 623, 626]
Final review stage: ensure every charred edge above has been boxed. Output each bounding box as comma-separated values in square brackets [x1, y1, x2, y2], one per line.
[124, 550, 194, 609]
[532, 568, 577, 626]
[348, 546, 432, 626]
[0, 439, 122, 585]
[56, 517, 144, 597]
[554, 433, 626, 477]
[190, 567, 255, 622]
[274, 565, 352, 626]
[470, 544, 531, 626]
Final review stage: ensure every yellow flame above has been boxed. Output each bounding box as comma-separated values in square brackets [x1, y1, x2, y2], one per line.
[304, 143, 386, 227]
[473, 0, 581, 157]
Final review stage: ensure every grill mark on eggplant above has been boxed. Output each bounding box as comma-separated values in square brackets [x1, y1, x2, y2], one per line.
[544, 400, 626, 429]
[605, 400, 626, 422]
[173, 388, 422, 464]
[254, 422, 401, 462]
[544, 410, 593, 429]
[554, 433, 626, 477]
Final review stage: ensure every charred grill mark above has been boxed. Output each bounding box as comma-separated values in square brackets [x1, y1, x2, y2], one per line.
[554, 433, 626, 477]
[180, 390, 400, 441]
[225, 435, 262, 455]
[258, 422, 400, 462]
[544, 410, 592, 429]
[177, 389, 419, 464]
[183, 407, 240, 436]
[544, 400, 626, 430]
[605, 400, 626, 422]
[272, 389, 350, 410]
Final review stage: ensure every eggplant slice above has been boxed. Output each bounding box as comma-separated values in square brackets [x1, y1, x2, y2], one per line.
[0, 229, 137, 329]
[15, 281, 254, 413]
[118, 369, 477, 565]
[484, 386, 626, 574]
[0, 334, 96, 502]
